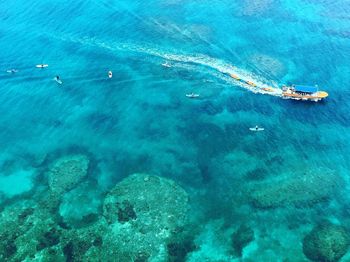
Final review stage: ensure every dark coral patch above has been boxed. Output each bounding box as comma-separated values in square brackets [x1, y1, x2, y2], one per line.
[167, 239, 197, 262]
[303, 223, 350, 262]
[231, 224, 255, 257]
[117, 200, 137, 223]
[197, 100, 223, 116]
[37, 227, 61, 251]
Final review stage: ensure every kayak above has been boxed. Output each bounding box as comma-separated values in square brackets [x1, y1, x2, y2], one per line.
[249, 127, 264, 132]
[36, 64, 48, 68]
[186, 93, 200, 98]
[108, 71, 113, 78]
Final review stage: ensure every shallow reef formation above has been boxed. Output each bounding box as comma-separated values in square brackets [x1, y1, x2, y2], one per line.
[47, 154, 90, 198]
[102, 173, 190, 261]
[42, 154, 90, 212]
[0, 170, 191, 261]
[248, 169, 341, 208]
[6, 150, 348, 262]
[302, 222, 350, 262]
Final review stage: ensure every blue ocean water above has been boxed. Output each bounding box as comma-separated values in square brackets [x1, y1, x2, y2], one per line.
[1, 0, 350, 260]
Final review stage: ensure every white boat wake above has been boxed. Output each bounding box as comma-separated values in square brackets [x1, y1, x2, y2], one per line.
[60, 35, 283, 97]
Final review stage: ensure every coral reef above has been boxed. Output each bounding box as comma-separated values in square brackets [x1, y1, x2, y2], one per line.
[102, 173, 190, 261]
[186, 220, 234, 261]
[0, 170, 191, 261]
[248, 169, 341, 208]
[167, 238, 197, 262]
[302, 223, 350, 262]
[58, 182, 102, 227]
[47, 154, 89, 198]
[61, 220, 107, 261]
[231, 224, 255, 257]
[0, 201, 64, 261]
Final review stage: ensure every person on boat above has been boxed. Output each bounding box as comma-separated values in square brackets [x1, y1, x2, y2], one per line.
[55, 76, 60, 80]
[255, 125, 259, 131]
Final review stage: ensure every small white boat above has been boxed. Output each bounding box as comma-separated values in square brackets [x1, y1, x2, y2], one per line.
[6, 69, 18, 73]
[36, 64, 48, 68]
[186, 93, 200, 98]
[162, 62, 171, 68]
[249, 126, 264, 132]
[108, 70, 113, 78]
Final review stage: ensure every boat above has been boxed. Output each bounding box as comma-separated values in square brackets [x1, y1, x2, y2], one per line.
[186, 93, 200, 98]
[282, 85, 328, 102]
[108, 71, 113, 78]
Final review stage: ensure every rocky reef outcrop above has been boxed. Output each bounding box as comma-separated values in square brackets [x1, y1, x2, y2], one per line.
[248, 169, 341, 208]
[302, 223, 350, 262]
[102, 173, 190, 261]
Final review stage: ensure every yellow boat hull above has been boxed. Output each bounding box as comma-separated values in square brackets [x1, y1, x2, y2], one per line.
[282, 91, 329, 101]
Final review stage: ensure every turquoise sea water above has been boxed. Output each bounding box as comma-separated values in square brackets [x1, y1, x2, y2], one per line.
[1, 0, 350, 261]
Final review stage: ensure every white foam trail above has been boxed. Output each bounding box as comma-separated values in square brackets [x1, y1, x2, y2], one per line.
[61, 35, 282, 97]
